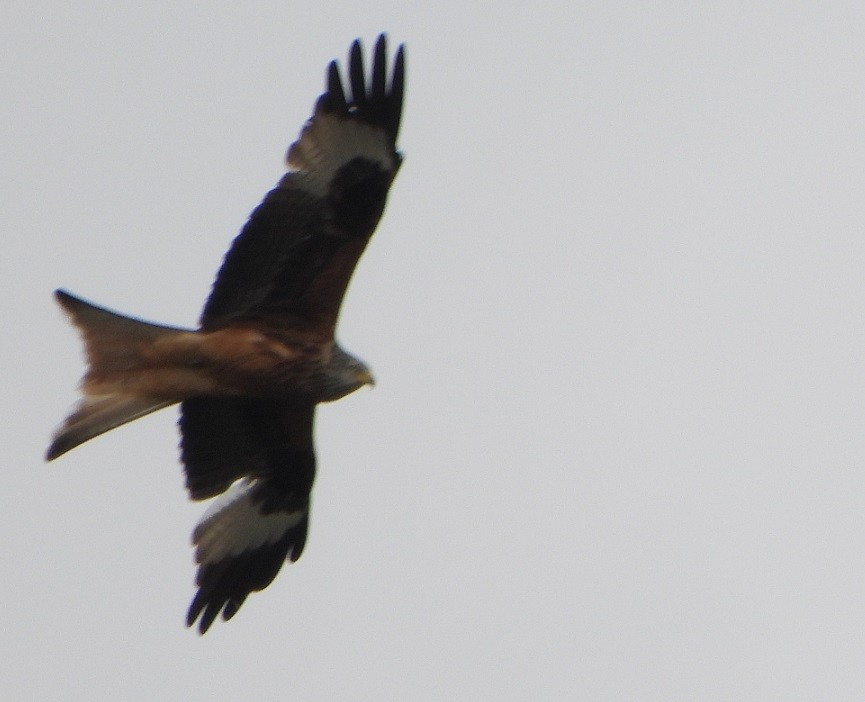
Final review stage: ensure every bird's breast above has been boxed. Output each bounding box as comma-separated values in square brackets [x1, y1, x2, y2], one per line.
[196, 327, 332, 398]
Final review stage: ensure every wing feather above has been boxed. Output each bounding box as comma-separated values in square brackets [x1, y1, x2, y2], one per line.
[180, 399, 316, 633]
[200, 34, 405, 333]
[325, 61, 348, 114]
[180, 398, 314, 500]
[349, 39, 367, 112]
[386, 45, 405, 140]
[372, 36, 387, 105]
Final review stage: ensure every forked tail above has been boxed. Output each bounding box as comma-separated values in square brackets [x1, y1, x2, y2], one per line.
[46, 289, 190, 460]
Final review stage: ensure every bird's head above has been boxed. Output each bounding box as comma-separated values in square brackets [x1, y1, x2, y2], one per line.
[351, 361, 375, 389]
[321, 346, 375, 402]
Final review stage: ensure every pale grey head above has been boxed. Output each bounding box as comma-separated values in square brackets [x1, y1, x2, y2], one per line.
[320, 344, 374, 402]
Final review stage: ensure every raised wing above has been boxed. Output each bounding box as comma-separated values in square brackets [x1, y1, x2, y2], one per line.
[181, 397, 315, 633]
[200, 34, 405, 334]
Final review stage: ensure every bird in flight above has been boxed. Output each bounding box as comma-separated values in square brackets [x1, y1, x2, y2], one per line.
[46, 34, 405, 634]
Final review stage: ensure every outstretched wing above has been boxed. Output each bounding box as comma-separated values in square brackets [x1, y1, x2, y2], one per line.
[180, 34, 404, 634]
[180, 397, 315, 634]
[200, 34, 405, 335]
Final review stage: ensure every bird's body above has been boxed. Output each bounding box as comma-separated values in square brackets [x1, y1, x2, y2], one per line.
[51, 293, 371, 404]
[46, 35, 405, 633]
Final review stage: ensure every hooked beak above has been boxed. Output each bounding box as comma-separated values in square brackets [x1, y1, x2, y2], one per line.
[357, 368, 375, 388]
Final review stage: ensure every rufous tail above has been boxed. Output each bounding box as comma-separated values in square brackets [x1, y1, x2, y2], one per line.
[46, 289, 189, 460]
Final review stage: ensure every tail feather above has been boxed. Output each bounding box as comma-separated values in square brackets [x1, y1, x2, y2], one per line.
[46, 289, 191, 460]
[46, 394, 172, 461]
[54, 289, 189, 382]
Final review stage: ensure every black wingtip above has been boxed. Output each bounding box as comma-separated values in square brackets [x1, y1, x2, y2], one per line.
[185, 598, 203, 631]
[372, 35, 387, 105]
[325, 60, 347, 113]
[186, 589, 221, 635]
[388, 43, 406, 141]
[348, 39, 366, 110]
[318, 34, 405, 144]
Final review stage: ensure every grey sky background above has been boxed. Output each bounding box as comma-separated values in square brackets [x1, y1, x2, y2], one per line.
[4, 1, 865, 699]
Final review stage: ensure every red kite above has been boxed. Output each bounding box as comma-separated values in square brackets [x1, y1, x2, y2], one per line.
[46, 35, 405, 634]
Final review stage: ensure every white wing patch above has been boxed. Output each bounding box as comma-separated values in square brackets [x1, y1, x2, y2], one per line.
[192, 478, 305, 566]
[286, 113, 395, 197]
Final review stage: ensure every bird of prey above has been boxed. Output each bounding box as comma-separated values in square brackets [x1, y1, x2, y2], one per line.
[46, 35, 405, 634]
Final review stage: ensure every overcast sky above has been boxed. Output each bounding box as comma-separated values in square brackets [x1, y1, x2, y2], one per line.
[5, 1, 865, 699]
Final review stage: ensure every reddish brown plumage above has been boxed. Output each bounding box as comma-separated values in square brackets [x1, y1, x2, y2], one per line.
[47, 35, 404, 633]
